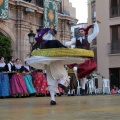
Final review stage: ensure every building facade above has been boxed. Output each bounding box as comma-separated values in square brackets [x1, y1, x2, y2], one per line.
[0, 0, 77, 60]
[88, 0, 120, 88]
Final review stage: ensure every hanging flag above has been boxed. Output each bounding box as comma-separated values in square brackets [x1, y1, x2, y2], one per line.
[44, 0, 58, 28]
[0, 0, 8, 19]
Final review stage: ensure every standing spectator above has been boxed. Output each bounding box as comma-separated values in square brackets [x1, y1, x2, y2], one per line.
[10, 58, 28, 98]
[7, 56, 15, 80]
[0, 56, 10, 98]
[21, 61, 36, 96]
[111, 85, 117, 94]
[33, 69, 48, 97]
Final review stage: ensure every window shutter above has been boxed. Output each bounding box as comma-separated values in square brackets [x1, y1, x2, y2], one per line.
[112, 26, 118, 42]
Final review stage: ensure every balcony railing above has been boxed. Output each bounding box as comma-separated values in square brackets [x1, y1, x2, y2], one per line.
[35, 0, 44, 8]
[23, 0, 62, 13]
[108, 42, 120, 54]
[110, 7, 120, 18]
[22, 0, 44, 7]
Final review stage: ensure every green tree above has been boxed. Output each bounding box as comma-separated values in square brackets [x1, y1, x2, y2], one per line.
[0, 35, 12, 61]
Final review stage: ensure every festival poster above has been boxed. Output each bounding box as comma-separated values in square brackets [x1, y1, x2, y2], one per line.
[0, 0, 8, 19]
[44, 0, 58, 28]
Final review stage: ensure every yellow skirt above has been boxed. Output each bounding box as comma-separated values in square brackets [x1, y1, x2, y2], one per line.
[31, 48, 94, 58]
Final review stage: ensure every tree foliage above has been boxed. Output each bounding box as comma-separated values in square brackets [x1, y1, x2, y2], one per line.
[0, 35, 12, 60]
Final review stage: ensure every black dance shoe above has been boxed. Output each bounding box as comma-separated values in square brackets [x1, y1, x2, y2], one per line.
[58, 83, 69, 93]
[0, 96, 5, 99]
[50, 100, 56, 105]
[56, 93, 61, 96]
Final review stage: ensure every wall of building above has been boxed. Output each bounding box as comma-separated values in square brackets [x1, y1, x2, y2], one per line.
[95, 0, 110, 87]
[88, 0, 120, 88]
[69, 2, 76, 18]
[0, 0, 77, 61]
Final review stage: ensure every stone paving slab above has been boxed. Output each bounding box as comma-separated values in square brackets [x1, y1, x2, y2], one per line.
[0, 95, 120, 120]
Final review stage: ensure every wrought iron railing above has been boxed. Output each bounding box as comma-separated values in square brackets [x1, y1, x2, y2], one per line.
[23, 0, 62, 13]
[108, 42, 120, 54]
[23, 0, 44, 8]
[110, 7, 120, 18]
[35, 0, 44, 8]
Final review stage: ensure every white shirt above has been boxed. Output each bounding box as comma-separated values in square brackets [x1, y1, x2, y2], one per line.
[15, 64, 22, 69]
[0, 62, 5, 67]
[78, 36, 85, 43]
[24, 65, 30, 71]
[43, 33, 55, 41]
[65, 22, 99, 46]
[8, 62, 14, 72]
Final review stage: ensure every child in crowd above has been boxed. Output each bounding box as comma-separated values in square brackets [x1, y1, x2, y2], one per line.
[111, 85, 117, 94]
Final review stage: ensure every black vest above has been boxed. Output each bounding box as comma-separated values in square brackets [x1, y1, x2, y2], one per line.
[0, 64, 8, 72]
[75, 36, 90, 50]
[9, 63, 16, 71]
[21, 66, 30, 72]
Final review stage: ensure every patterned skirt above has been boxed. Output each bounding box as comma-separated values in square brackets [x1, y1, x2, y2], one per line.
[33, 72, 47, 94]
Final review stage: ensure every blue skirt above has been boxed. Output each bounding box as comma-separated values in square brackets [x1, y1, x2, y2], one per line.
[24, 74, 36, 94]
[0, 72, 10, 96]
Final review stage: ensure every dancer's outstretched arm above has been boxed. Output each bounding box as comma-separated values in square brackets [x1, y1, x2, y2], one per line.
[65, 37, 76, 47]
[88, 20, 100, 43]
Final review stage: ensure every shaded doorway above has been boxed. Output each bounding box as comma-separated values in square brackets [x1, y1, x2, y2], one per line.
[109, 68, 120, 88]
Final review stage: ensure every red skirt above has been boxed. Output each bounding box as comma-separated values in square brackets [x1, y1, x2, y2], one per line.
[67, 58, 97, 79]
[33, 72, 48, 94]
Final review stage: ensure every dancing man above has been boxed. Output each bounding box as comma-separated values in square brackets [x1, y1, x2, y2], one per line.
[32, 28, 67, 50]
[31, 28, 70, 105]
[65, 19, 100, 95]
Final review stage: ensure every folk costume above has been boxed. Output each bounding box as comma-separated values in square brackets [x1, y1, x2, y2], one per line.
[32, 69, 47, 96]
[65, 22, 99, 95]
[10, 60, 28, 97]
[29, 28, 70, 105]
[7, 56, 16, 80]
[7, 61, 15, 72]
[32, 28, 67, 50]
[0, 61, 10, 97]
[21, 64, 36, 95]
[25, 28, 94, 105]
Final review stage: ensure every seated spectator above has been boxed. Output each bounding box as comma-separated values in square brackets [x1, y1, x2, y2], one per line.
[111, 85, 117, 94]
[117, 88, 120, 94]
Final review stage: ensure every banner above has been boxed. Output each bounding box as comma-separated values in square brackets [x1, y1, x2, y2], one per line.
[44, 0, 58, 28]
[0, 0, 8, 19]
